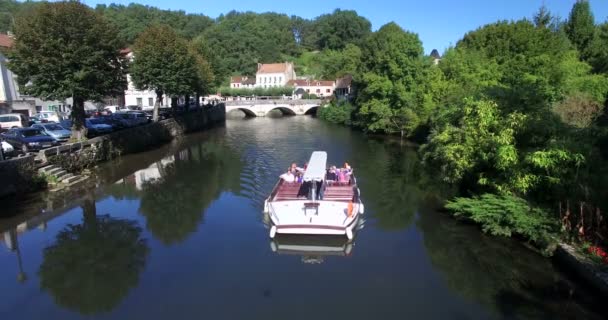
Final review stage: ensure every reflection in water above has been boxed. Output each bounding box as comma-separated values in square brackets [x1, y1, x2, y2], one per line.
[269, 219, 364, 264]
[38, 196, 148, 315]
[417, 207, 602, 319]
[0, 117, 605, 319]
[136, 140, 242, 245]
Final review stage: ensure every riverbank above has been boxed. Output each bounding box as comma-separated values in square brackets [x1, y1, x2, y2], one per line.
[0, 105, 225, 199]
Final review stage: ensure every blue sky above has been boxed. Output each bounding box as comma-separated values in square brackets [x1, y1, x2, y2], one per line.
[81, 0, 608, 54]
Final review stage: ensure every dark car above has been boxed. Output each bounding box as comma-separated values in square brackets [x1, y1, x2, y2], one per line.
[60, 119, 113, 138]
[1, 128, 59, 154]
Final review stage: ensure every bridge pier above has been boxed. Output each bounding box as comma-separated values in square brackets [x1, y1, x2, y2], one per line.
[224, 99, 321, 117]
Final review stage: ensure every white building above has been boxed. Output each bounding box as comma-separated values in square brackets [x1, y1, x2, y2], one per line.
[0, 34, 36, 116]
[255, 62, 296, 88]
[287, 79, 335, 98]
[229, 76, 256, 89]
[123, 49, 170, 109]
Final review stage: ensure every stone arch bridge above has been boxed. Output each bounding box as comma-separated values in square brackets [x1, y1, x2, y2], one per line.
[225, 99, 321, 117]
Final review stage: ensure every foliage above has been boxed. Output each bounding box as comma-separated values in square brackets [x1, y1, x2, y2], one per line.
[354, 23, 446, 137]
[314, 44, 362, 79]
[553, 93, 603, 128]
[317, 100, 355, 125]
[7, 1, 127, 139]
[309, 9, 371, 50]
[445, 194, 557, 243]
[199, 11, 298, 76]
[39, 210, 148, 315]
[218, 86, 293, 97]
[49, 140, 120, 174]
[94, 3, 213, 44]
[565, 0, 596, 61]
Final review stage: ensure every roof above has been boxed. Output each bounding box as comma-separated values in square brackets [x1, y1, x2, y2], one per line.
[0, 34, 14, 48]
[230, 76, 244, 83]
[242, 77, 256, 85]
[335, 75, 353, 89]
[430, 49, 441, 59]
[257, 62, 291, 74]
[287, 79, 335, 87]
[303, 151, 327, 182]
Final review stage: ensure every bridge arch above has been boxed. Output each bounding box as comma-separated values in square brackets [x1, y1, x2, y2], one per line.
[304, 105, 319, 115]
[228, 107, 257, 117]
[267, 107, 296, 116]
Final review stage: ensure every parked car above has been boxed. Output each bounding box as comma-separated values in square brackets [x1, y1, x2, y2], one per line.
[60, 119, 113, 137]
[36, 111, 61, 123]
[1, 140, 15, 157]
[115, 111, 149, 127]
[0, 113, 28, 130]
[1, 128, 59, 153]
[31, 123, 71, 142]
[96, 115, 129, 130]
[28, 114, 50, 126]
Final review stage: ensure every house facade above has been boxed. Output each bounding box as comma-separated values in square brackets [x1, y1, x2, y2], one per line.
[287, 79, 335, 98]
[123, 50, 170, 109]
[255, 62, 296, 88]
[335, 74, 353, 100]
[0, 34, 36, 116]
[230, 76, 255, 89]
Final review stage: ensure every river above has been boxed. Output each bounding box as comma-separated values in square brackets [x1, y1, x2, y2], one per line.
[0, 117, 604, 319]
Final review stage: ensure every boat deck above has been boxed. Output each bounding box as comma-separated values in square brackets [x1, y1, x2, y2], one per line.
[272, 181, 354, 202]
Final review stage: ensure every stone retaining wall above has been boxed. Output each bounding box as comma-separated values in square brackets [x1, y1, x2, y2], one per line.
[0, 155, 42, 198]
[0, 104, 225, 199]
[554, 243, 608, 297]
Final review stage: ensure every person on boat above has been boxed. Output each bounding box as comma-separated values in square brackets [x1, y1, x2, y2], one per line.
[280, 167, 295, 182]
[343, 162, 352, 172]
[290, 163, 298, 175]
[326, 167, 337, 181]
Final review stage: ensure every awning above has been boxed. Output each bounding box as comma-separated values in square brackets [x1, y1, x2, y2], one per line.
[303, 151, 327, 182]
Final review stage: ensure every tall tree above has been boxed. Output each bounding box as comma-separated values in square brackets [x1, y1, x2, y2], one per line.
[311, 9, 371, 50]
[565, 0, 596, 61]
[354, 22, 434, 137]
[7, 1, 127, 139]
[533, 5, 552, 29]
[130, 25, 197, 121]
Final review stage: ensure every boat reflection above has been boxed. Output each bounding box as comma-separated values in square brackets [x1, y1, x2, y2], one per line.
[270, 235, 354, 264]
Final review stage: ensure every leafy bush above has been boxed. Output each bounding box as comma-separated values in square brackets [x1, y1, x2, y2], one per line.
[445, 193, 557, 244]
[318, 100, 355, 125]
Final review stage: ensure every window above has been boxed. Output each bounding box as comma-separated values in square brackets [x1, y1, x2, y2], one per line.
[306, 89, 310, 93]
[136, 98, 143, 107]
[264, 77, 267, 83]
[274, 76, 276, 83]
[326, 89, 331, 93]
[148, 98, 154, 106]
[316, 89, 320, 93]
[279, 77, 282, 83]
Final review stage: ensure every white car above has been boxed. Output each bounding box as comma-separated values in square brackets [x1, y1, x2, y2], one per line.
[1, 140, 14, 156]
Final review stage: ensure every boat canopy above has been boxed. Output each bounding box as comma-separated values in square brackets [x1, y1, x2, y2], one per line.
[303, 151, 327, 182]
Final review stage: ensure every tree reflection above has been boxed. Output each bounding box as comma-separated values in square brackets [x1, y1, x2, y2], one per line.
[139, 141, 242, 245]
[416, 207, 603, 319]
[355, 142, 439, 230]
[38, 197, 149, 315]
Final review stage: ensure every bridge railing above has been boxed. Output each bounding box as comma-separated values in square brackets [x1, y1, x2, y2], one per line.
[225, 99, 321, 106]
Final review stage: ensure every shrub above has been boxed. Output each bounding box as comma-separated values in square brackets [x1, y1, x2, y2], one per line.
[445, 193, 557, 244]
[318, 100, 355, 125]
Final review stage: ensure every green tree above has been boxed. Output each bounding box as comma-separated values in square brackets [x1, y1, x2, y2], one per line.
[354, 22, 436, 137]
[311, 9, 371, 50]
[94, 3, 214, 44]
[38, 198, 148, 315]
[565, 0, 596, 61]
[7, 1, 127, 139]
[316, 44, 362, 79]
[130, 25, 197, 121]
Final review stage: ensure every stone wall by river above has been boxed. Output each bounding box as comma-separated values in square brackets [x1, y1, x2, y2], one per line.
[0, 105, 225, 199]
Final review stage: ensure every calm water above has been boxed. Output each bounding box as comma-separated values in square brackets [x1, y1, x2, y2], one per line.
[0, 117, 604, 320]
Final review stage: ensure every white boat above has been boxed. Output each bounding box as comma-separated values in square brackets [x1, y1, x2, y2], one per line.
[264, 151, 364, 240]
